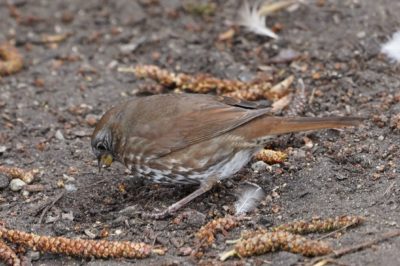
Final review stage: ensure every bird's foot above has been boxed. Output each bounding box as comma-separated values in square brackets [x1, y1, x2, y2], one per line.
[140, 179, 216, 220]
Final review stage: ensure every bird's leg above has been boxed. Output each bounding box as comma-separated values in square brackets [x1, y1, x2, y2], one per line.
[141, 177, 217, 220]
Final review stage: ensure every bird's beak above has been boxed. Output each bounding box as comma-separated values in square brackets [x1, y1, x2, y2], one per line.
[98, 153, 113, 172]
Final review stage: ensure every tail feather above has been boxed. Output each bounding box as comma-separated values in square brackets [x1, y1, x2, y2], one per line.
[267, 116, 364, 135]
[237, 116, 364, 140]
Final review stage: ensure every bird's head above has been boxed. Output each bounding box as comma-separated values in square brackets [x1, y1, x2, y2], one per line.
[91, 108, 119, 171]
[91, 127, 114, 171]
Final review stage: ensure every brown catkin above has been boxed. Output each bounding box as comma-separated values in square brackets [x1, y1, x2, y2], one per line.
[240, 216, 364, 240]
[0, 43, 23, 76]
[229, 231, 331, 259]
[271, 215, 365, 234]
[133, 65, 279, 97]
[195, 215, 239, 246]
[222, 84, 273, 101]
[134, 65, 248, 93]
[255, 149, 288, 164]
[0, 239, 21, 266]
[0, 227, 152, 259]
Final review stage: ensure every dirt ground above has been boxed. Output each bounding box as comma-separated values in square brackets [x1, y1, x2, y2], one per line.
[1, 0, 400, 265]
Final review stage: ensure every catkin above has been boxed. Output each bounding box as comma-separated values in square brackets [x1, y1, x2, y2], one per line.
[196, 215, 239, 246]
[0, 239, 21, 266]
[220, 231, 332, 260]
[0, 227, 153, 259]
[271, 215, 364, 234]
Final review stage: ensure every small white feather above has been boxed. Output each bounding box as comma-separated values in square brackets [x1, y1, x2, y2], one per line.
[238, 1, 279, 39]
[234, 185, 265, 215]
[381, 31, 400, 63]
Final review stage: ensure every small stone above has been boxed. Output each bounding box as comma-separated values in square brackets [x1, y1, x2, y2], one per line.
[55, 129, 65, 140]
[22, 190, 30, 197]
[84, 229, 97, 239]
[27, 251, 40, 261]
[62, 211, 74, 221]
[64, 183, 77, 192]
[9, 178, 26, 191]
[62, 174, 75, 182]
[0, 174, 9, 189]
[178, 247, 193, 256]
[251, 161, 270, 172]
[357, 31, 366, 38]
[73, 130, 91, 137]
[85, 114, 98, 127]
[0, 145, 6, 153]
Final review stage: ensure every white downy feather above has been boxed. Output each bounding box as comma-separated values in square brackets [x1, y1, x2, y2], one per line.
[381, 31, 400, 62]
[238, 1, 279, 39]
[234, 185, 265, 215]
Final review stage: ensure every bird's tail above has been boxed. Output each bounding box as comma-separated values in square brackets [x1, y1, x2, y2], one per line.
[236, 116, 364, 140]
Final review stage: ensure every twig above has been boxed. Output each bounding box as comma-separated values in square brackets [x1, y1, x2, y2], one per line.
[38, 191, 65, 224]
[308, 230, 400, 266]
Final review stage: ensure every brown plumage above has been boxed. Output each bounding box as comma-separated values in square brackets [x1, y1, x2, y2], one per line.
[91, 93, 363, 219]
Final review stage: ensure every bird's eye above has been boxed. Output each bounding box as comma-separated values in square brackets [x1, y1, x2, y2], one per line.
[96, 143, 107, 151]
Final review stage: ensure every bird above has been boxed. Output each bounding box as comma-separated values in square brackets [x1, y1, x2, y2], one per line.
[91, 93, 363, 219]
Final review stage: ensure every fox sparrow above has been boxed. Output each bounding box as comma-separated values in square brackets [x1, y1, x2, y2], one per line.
[91, 93, 362, 219]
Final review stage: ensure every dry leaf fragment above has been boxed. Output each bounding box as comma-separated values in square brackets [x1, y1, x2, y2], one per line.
[0, 43, 23, 76]
[269, 75, 294, 100]
[0, 166, 39, 184]
[259, 0, 298, 16]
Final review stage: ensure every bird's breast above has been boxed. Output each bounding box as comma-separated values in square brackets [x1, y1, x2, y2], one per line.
[119, 135, 259, 185]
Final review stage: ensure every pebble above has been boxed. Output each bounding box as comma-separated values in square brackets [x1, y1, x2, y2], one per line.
[64, 183, 77, 192]
[62, 174, 75, 182]
[0, 174, 9, 189]
[85, 114, 98, 127]
[55, 129, 65, 140]
[0, 145, 6, 153]
[27, 251, 40, 261]
[9, 178, 26, 191]
[251, 161, 270, 172]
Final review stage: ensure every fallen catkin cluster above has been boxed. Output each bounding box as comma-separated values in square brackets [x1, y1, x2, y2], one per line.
[0, 239, 20, 266]
[131, 65, 280, 99]
[0, 43, 23, 76]
[220, 231, 332, 261]
[0, 226, 155, 260]
[223, 85, 272, 101]
[272, 215, 365, 235]
[195, 215, 239, 246]
[221, 215, 364, 261]
[255, 149, 288, 164]
[133, 65, 253, 93]
[240, 215, 364, 240]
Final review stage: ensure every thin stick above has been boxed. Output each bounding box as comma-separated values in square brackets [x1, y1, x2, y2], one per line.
[38, 191, 65, 224]
[308, 230, 400, 266]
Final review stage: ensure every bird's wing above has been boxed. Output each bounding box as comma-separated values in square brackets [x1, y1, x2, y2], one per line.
[125, 94, 270, 158]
